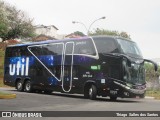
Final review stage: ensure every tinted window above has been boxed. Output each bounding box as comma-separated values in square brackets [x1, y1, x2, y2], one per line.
[6, 47, 23, 57]
[21, 47, 30, 56]
[5, 48, 12, 57]
[93, 37, 118, 54]
[29, 44, 63, 56]
[65, 43, 74, 55]
[56, 44, 63, 55]
[43, 44, 63, 55]
[74, 39, 96, 55]
[43, 45, 57, 55]
[29, 46, 43, 56]
[117, 39, 142, 57]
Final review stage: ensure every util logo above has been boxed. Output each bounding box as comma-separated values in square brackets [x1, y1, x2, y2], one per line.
[9, 57, 29, 76]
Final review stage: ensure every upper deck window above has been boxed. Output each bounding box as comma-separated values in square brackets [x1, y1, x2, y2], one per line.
[5, 46, 29, 57]
[74, 39, 96, 56]
[28, 43, 64, 56]
[93, 37, 119, 54]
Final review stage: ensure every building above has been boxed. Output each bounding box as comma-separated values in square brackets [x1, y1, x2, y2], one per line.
[34, 25, 58, 38]
[65, 33, 85, 38]
[32, 34, 56, 42]
[0, 39, 20, 50]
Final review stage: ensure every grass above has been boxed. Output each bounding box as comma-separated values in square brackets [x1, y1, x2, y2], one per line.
[0, 89, 16, 99]
[0, 75, 14, 98]
[0, 49, 4, 57]
[0, 91, 11, 95]
[146, 90, 160, 100]
[0, 77, 4, 87]
[0, 77, 10, 87]
[0, 69, 3, 77]
[0, 49, 4, 81]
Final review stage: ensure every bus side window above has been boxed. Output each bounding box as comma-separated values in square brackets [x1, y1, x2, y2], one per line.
[29, 46, 43, 56]
[105, 40, 118, 53]
[43, 45, 57, 55]
[5, 48, 12, 57]
[74, 39, 96, 56]
[16, 48, 21, 56]
[56, 44, 63, 55]
[21, 47, 29, 56]
[65, 43, 73, 55]
[6, 47, 21, 57]
[94, 38, 118, 54]
[79, 48, 93, 55]
[6, 47, 29, 57]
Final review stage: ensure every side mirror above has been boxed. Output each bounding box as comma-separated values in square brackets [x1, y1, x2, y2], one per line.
[144, 59, 158, 71]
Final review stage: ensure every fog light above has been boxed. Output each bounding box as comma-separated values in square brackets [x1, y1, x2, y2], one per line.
[124, 92, 129, 96]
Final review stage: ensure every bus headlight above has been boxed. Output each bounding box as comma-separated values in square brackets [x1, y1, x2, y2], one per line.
[131, 63, 139, 70]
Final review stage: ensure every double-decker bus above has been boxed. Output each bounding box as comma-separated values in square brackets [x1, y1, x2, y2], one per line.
[3, 36, 158, 100]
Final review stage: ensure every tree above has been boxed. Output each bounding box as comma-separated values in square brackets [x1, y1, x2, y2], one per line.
[144, 63, 160, 90]
[145, 63, 160, 79]
[73, 31, 86, 36]
[0, 0, 35, 41]
[89, 28, 131, 39]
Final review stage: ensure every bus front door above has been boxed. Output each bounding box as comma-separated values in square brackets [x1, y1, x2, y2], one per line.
[62, 42, 74, 92]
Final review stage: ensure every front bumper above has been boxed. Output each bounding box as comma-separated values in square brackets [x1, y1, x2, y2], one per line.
[113, 81, 146, 98]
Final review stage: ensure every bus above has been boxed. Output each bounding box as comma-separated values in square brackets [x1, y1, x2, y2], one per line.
[3, 36, 158, 100]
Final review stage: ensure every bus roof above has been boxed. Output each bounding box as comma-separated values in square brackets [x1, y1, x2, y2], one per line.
[6, 36, 89, 47]
[6, 36, 133, 48]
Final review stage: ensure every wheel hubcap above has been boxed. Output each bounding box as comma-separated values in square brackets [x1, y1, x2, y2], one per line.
[89, 88, 92, 96]
[26, 83, 30, 91]
[17, 83, 22, 90]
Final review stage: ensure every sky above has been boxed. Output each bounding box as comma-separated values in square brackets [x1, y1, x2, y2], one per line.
[3, 0, 160, 59]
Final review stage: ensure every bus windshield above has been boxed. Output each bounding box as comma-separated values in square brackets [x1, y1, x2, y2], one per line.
[117, 39, 142, 58]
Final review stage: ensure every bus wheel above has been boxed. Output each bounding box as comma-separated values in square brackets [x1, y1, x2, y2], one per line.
[24, 80, 33, 93]
[88, 85, 97, 100]
[16, 80, 24, 92]
[110, 96, 117, 101]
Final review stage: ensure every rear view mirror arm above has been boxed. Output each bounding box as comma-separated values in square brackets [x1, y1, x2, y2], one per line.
[144, 59, 158, 71]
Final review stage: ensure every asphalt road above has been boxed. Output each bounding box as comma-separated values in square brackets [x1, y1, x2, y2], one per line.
[0, 87, 160, 120]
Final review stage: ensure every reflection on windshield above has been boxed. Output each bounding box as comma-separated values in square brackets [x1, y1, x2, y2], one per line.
[117, 39, 142, 57]
[128, 64, 145, 84]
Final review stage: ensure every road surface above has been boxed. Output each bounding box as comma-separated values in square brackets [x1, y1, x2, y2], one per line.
[0, 87, 160, 120]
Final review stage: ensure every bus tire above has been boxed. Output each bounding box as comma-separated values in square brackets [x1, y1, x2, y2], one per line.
[24, 80, 33, 93]
[16, 80, 24, 92]
[89, 85, 97, 100]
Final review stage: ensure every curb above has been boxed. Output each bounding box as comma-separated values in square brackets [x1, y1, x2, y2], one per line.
[0, 94, 16, 99]
[145, 96, 155, 99]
